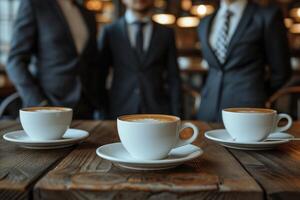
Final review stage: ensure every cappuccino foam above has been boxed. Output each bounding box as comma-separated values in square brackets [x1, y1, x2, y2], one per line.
[22, 107, 71, 112]
[34, 109, 64, 113]
[224, 108, 275, 114]
[119, 114, 178, 123]
[131, 118, 163, 123]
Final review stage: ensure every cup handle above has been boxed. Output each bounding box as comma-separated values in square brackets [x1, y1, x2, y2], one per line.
[174, 122, 199, 148]
[274, 113, 292, 133]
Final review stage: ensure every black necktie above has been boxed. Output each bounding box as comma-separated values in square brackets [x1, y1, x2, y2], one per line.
[135, 22, 146, 58]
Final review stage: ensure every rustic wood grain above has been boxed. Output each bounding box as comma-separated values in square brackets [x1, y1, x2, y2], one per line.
[0, 120, 99, 200]
[210, 122, 300, 200]
[35, 121, 262, 200]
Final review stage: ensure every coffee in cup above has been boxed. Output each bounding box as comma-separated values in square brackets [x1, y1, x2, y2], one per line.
[222, 108, 292, 142]
[117, 114, 199, 160]
[20, 107, 73, 140]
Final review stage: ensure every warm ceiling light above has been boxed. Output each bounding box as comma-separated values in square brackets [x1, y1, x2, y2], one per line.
[86, 0, 102, 11]
[191, 5, 215, 17]
[197, 5, 207, 15]
[290, 8, 300, 18]
[297, 9, 300, 17]
[96, 14, 111, 23]
[102, 2, 114, 11]
[289, 23, 300, 34]
[181, 0, 192, 11]
[177, 16, 200, 28]
[284, 18, 293, 28]
[152, 14, 176, 25]
[154, 0, 166, 8]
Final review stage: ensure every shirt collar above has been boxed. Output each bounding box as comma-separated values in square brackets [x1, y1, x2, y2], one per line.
[219, 0, 248, 16]
[125, 10, 151, 24]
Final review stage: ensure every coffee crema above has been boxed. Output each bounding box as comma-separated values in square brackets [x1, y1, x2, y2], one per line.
[119, 114, 178, 123]
[224, 108, 275, 114]
[22, 107, 72, 112]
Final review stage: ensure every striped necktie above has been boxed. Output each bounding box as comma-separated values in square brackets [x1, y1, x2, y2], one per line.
[214, 9, 233, 64]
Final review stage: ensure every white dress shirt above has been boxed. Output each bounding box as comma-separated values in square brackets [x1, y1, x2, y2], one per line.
[57, 0, 88, 54]
[209, 0, 248, 50]
[125, 10, 153, 51]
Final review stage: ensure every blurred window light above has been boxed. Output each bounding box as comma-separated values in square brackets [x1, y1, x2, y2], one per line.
[152, 14, 176, 25]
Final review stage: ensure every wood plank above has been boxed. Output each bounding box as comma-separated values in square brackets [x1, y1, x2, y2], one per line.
[0, 120, 100, 200]
[210, 122, 300, 200]
[35, 121, 262, 200]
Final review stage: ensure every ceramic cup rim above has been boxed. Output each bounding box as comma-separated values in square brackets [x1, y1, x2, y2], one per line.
[117, 114, 180, 124]
[222, 107, 277, 115]
[20, 106, 72, 113]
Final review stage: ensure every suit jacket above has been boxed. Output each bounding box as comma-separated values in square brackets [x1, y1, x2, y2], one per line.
[6, 0, 102, 110]
[98, 17, 182, 119]
[197, 2, 291, 122]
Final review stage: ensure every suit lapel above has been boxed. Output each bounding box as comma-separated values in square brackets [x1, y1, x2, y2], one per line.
[120, 18, 141, 69]
[51, 0, 78, 55]
[225, 2, 255, 63]
[201, 13, 223, 70]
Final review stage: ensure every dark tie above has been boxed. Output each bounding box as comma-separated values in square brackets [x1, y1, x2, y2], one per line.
[135, 22, 147, 58]
[214, 9, 233, 64]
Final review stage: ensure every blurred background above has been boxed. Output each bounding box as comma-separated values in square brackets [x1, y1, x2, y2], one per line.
[1, 0, 300, 119]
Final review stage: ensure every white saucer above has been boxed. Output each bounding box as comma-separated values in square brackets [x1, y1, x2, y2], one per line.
[96, 143, 203, 170]
[205, 129, 293, 150]
[3, 129, 89, 149]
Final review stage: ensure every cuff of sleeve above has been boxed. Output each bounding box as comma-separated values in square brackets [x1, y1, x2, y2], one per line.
[37, 100, 48, 107]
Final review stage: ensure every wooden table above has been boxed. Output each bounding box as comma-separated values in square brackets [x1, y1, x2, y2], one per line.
[0, 120, 300, 200]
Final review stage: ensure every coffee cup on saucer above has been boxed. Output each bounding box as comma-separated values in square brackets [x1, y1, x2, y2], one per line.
[20, 107, 73, 140]
[222, 108, 292, 142]
[117, 114, 199, 160]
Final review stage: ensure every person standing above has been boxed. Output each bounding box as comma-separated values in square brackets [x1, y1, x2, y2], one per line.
[197, 0, 291, 122]
[98, 0, 182, 119]
[6, 0, 104, 119]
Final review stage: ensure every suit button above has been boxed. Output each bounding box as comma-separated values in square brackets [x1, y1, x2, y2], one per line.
[135, 88, 140, 94]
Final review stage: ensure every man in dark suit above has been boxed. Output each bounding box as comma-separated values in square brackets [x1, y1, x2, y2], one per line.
[98, 0, 181, 119]
[6, 0, 103, 119]
[197, 0, 291, 122]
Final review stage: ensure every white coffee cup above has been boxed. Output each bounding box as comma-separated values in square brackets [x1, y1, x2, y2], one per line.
[117, 114, 199, 160]
[20, 107, 73, 140]
[222, 108, 292, 142]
